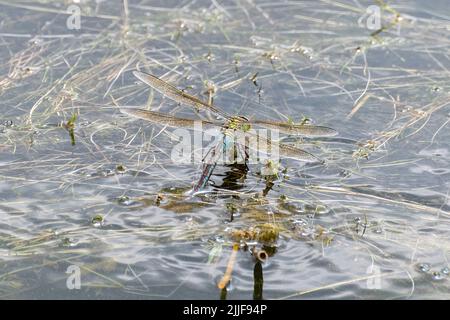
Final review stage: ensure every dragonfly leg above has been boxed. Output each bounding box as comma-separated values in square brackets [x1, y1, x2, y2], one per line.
[192, 140, 224, 193]
[234, 143, 249, 170]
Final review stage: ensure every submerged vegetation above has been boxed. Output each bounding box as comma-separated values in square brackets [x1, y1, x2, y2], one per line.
[0, 0, 449, 299]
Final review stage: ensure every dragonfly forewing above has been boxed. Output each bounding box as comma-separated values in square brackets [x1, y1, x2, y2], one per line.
[133, 71, 230, 120]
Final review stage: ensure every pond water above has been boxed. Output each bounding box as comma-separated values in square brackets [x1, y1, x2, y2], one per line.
[0, 0, 449, 299]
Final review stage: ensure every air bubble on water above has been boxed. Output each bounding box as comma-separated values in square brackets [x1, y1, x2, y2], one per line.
[313, 205, 329, 215]
[61, 237, 78, 247]
[231, 211, 241, 218]
[92, 221, 102, 228]
[292, 219, 307, 228]
[300, 226, 315, 237]
[98, 169, 114, 177]
[80, 121, 91, 127]
[214, 235, 224, 243]
[418, 263, 431, 273]
[115, 164, 126, 174]
[373, 227, 383, 234]
[91, 214, 104, 227]
[225, 279, 235, 292]
[28, 37, 44, 46]
[431, 86, 440, 92]
[117, 196, 134, 206]
[339, 169, 351, 177]
[432, 271, 445, 281]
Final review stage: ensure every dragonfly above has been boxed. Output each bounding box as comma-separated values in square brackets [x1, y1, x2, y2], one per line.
[120, 71, 338, 193]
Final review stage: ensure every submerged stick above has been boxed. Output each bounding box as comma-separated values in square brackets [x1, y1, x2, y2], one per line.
[217, 243, 239, 289]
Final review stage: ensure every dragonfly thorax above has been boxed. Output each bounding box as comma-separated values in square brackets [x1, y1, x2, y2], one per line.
[226, 116, 251, 132]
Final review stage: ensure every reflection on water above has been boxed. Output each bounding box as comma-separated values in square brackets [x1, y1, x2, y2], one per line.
[0, 0, 450, 299]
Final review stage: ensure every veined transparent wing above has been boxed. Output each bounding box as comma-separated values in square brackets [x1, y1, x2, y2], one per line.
[119, 108, 219, 131]
[251, 119, 338, 137]
[133, 71, 230, 120]
[234, 131, 322, 162]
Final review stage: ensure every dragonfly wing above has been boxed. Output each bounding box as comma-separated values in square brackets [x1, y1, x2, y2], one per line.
[119, 108, 219, 131]
[234, 131, 322, 162]
[252, 120, 338, 137]
[133, 71, 230, 120]
[276, 142, 323, 162]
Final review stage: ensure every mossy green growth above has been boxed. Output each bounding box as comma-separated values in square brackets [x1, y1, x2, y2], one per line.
[91, 214, 104, 225]
[255, 223, 280, 243]
[231, 223, 280, 245]
[116, 164, 126, 173]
